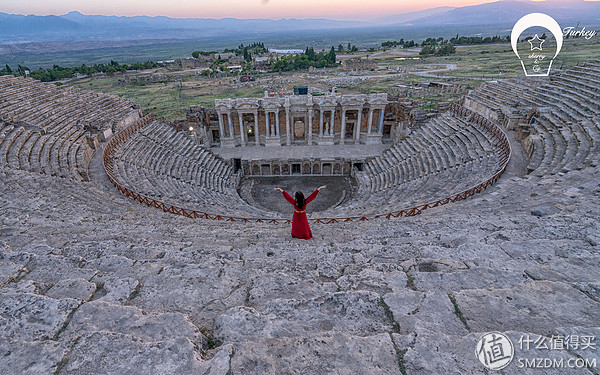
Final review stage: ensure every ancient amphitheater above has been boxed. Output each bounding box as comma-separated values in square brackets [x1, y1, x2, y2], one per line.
[0, 61, 599, 374]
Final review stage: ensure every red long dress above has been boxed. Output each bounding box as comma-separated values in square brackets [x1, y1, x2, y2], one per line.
[282, 189, 319, 239]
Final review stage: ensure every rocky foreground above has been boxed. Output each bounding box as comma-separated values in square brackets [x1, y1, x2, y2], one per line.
[1, 154, 599, 374]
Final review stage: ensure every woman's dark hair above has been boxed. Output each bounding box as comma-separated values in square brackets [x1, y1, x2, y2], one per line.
[295, 191, 305, 209]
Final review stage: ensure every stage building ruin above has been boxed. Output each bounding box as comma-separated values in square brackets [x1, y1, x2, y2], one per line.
[207, 93, 390, 148]
[182, 91, 421, 177]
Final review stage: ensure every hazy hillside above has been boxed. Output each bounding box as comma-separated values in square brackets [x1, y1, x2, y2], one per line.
[409, 0, 600, 26]
[0, 13, 83, 38]
[0, 11, 368, 43]
[375, 7, 456, 25]
[1, 1, 598, 44]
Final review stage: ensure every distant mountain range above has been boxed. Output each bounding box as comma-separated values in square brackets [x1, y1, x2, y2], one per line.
[402, 0, 600, 27]
[374, 7, 458, 25]
[0, 11, 368, 43]
[1, 0, 599, 43]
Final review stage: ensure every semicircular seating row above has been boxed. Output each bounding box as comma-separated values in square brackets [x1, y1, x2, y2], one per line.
[464, 61, 600, 177]
[108, 120, 276, 218]
[0, 75, 139, 181]
[325, 109, 507, 217]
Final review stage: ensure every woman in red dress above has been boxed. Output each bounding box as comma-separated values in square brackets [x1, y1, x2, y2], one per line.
[274, 185, 326, 239]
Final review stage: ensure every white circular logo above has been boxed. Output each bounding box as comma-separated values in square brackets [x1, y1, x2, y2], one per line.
[510, 13, 564, 77]
[476, 332, 515, 370]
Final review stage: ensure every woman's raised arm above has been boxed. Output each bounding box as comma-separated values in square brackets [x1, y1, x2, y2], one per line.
[275, 187, 296, 205]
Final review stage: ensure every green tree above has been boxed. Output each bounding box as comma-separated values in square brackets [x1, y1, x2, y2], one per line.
[305, 47, 316, 61]
[419, 45, 435, 55]
[192, 51, 200, 58]
[328, 46, 337, 65]
[243, 48, 253, 62]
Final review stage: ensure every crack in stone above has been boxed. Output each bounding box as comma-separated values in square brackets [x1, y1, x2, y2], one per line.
[0, 266, 29, 289]
[390, 334, 408, 375]
[404, 270, 417, 291]
[226, 345, 235, 375]
[378, 296, 401, 334]
[447, 293, 470, 331]
[52, 336, 80, 375]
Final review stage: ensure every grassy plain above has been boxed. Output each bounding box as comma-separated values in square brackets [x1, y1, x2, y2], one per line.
[64, 37, 600, 121]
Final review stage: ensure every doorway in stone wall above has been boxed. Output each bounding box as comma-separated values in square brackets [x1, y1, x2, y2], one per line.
[293, 119, 305, 142]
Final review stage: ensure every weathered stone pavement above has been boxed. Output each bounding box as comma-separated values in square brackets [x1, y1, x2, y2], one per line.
[1, 155, 598, 373]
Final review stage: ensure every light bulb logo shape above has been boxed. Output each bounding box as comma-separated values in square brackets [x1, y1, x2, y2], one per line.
[511, 13, 563, 77]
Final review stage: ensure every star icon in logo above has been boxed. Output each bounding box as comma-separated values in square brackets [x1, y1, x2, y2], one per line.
[528, 34, 545, 51]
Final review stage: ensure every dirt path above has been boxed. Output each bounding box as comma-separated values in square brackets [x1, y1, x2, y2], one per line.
[412, 63, 457, 77]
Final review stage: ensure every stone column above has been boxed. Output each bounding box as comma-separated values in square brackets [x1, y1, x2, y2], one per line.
[227, 111, 234, 138]
[330, 109, 335, 136]
[253, 110, 259, 145]
[340, 109, 347, 144]
[319, 110, 324, 137]
[270, 113, 275, 136]
[217, 111, 225, 139]
[238, 112, 245, 146]
[285, 108, 291, 145]
[367, 108, 374, 135]
[265, 110, 281, 147]
[355, 109, 362, 143]
[308, 110, 313, 145]
[377, 108, 384, 134]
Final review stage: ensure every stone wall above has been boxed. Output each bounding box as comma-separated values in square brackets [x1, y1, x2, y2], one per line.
[341, 58, 378, 71]
[242, 159, 352, 176]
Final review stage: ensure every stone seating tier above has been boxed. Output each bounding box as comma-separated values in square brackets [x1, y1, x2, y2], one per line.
[0, 76, 141, 180]
[109, 120, 273, 218]
[464, 62, 600, 176]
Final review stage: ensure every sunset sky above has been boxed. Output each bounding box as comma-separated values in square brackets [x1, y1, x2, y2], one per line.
[1, 0, 593, 20]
